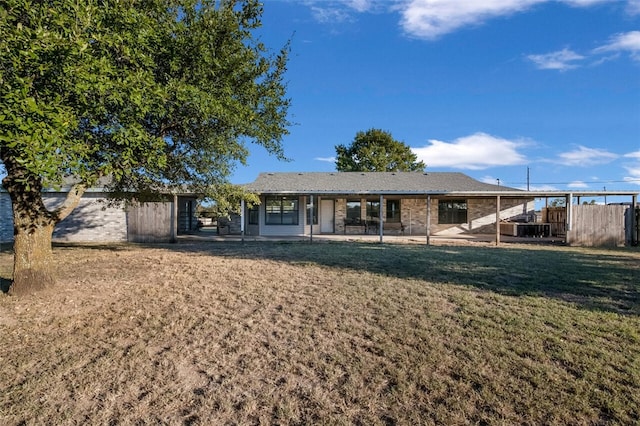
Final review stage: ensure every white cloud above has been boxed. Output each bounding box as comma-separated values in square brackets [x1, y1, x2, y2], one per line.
[315, 156, 337, 163]
[400, 0, 542, 40]
[310, 5, 354, 24]
[628, 0, 640, 14]
[558, 145, 618, 166]
[623, 150, 640, 184]
[568, 180, 589, 188]
[528, 31, 640, 71]
[624, 166, 640, 184]
[347, 0, 375, 12]
[528, 184, 559, 191]
[527, 48, 585, 70]
[398, 0, 621, 40]
[306, 0, 383, 24]
[412, 132, 528, 170]
[593, 31, 640, 61]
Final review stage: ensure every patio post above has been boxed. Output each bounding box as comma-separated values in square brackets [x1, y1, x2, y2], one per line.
[565, 193, 573, 245]
[309, 194, 314, 244]
[632, 194, 637, 246]
[171, 193, 178, 243]
[379, 194, 384, 243]
[495, 195, 501, 246]
[240, 198, 245, 243]
[426, 195, 431, 246]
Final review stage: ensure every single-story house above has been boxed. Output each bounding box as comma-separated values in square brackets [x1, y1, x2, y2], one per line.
[0, 182, 199, 244]
[237, 171, 639, 246]
[240, 171, 534, 239]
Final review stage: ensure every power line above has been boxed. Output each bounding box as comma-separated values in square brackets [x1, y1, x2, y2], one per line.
[508, 178, 640, 186]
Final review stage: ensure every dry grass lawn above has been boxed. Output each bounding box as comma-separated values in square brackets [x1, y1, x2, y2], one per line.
[0, 240, 639, 425]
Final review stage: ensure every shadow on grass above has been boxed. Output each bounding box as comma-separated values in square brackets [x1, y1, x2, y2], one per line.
[164, 240, 640, 316]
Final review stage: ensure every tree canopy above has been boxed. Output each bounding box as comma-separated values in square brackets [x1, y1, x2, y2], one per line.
[335, 129, 425, 172]
[0, 0, 291, 294]
[1, 0, 290, 199]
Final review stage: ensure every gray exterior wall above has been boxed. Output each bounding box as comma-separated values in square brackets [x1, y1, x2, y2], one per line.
[1, 191, 192, 244]
[1, 192, 128, 243]
[47, 193, 128, 242]
[1, 192, 12, 242]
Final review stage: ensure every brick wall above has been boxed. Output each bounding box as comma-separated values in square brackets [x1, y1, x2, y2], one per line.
[316, 196, 533, 236]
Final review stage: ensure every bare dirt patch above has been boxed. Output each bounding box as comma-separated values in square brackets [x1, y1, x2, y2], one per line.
[1, 241, 639, 424]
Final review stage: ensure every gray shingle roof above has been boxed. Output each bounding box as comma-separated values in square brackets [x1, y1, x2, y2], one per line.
[243, 172, 519, 195]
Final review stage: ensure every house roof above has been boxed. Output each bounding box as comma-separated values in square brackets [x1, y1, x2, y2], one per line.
[244, 172, 519, 195]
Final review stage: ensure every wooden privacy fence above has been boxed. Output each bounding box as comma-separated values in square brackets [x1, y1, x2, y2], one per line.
[545, 205, 636, 247]
[568, 204, 628, 247]
[127, 202, 174, 243]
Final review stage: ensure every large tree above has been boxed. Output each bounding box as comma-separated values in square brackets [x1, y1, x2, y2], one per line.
[0, 0, 291, 295]
[335, 128, 425, 172]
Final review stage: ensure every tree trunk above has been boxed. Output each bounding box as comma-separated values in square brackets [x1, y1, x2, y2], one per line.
[11, 219, 56, 296]
[3, 171, 85, 296]
[4, 174, 57, 295]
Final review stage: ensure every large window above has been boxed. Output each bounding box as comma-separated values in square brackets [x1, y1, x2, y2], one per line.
[438, 199, 468, 224]
[306, 197, 318, 225]
[265, 196, 299, 225]
[386, 199, 401, 222]
[366, 200, 380, 221]
[346, 199, 361, 222]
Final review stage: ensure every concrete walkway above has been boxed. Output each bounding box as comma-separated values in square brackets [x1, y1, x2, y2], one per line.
[179, 230, 564, 246]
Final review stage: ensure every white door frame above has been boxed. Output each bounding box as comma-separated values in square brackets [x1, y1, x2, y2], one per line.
[320, 199, 335, 233]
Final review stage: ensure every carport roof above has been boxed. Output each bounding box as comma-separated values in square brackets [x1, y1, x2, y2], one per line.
[243, 172, 518, 195]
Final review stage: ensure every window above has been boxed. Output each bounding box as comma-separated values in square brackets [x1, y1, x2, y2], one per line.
[265, 196, 299, 225]
[346, 199, 361, 222]
[438, 199, 468, 224]
[248, 204, 259, 225]
[306, 197, 318, 225]
[386, 199, 401, 222]
[366, 200, 380, 221]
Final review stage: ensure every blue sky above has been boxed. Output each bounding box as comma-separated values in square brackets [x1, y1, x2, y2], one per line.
[234, 0, 640, 194]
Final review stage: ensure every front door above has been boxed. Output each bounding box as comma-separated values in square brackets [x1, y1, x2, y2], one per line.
[320, 199, 335, 233]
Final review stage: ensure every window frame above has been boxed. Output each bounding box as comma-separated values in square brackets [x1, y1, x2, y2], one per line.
[366, 200, 380, 221]
[386, 199, 401, 223]
[346, 199, 361, 223]
[265, 196, 299, 225]
[438, 199, 468, 224]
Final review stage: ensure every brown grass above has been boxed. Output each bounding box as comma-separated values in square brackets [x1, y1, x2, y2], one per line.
[0, 241, 639, 425]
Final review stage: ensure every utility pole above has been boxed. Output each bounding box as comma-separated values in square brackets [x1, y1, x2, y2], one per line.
[527, 167, 530, 191]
